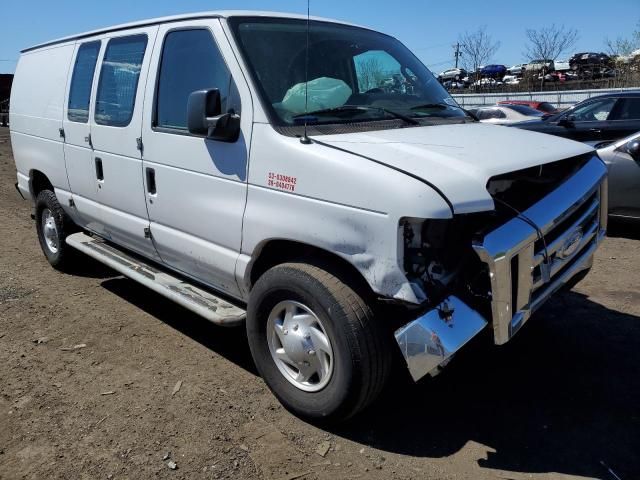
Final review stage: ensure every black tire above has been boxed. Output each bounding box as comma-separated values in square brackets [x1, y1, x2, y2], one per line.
[247, 262, 392, 422]
[35, 189, 77, 271]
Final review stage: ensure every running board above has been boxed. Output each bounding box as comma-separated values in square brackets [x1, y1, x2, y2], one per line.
[66, 232, 246, 326]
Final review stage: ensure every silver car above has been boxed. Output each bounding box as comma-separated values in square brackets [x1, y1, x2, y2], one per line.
[597, 132, 640, 220]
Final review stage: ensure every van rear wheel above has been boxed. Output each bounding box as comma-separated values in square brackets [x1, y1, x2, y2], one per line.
[35, 190, 77, 271]
[247, 262, 391, 421]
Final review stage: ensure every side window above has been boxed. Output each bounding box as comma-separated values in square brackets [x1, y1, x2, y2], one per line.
[570, 98, 617, 122]
[155, 29, 233, 131]
[68, 41, 101, 123]
[614, 98, 640, 120]
[493, 109, 507, 119]
[95, 35, 148, 127]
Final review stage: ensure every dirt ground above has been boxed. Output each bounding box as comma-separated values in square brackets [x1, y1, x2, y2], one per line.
[0, 125, 639, 480]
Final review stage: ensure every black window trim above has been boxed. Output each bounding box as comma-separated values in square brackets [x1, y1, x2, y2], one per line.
[67, 40, 102, 124]
[560, 97, 621, 124]
[151, 26, 238, 139]
[94, 33, 149, 128]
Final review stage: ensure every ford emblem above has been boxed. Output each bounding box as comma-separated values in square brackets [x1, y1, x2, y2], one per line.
[560, 228, 583, 258]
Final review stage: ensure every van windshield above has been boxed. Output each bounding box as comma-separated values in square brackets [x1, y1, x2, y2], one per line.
[229, 17, 467, 128]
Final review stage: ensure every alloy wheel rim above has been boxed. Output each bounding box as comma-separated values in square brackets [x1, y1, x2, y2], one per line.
[266, 300, 334, 392]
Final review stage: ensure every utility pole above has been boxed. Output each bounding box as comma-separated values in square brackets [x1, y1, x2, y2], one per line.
[453, 42, 463, 68]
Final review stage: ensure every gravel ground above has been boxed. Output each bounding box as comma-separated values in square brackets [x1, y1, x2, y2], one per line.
[0, 126, 639, 480]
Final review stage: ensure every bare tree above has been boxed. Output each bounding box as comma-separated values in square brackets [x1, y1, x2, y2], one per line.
[357, 57, 385, 91]
[459, 26, 500, 85]
[604, 21, 640, 87]
[525, 25, 579, 62]
[604, 20, 640, 56]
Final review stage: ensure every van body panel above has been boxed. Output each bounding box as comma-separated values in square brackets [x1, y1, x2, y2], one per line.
[239, 123, 453, 303]
[63, 40, 103, 230]
[88, 26, 160, 259]
[10, 44, 75, 192]
[140, 20, 252, 298]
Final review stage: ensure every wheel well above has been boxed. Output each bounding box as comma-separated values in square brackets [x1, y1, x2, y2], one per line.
[30, 170, 54, 198]
[249, 240, 375, 300]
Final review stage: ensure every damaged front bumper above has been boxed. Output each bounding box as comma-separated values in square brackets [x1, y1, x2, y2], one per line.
[395, 156, 608, 382]
[395, 296, 487, 381]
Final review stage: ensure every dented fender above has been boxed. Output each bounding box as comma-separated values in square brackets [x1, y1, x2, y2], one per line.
[235, 124, 453, 303]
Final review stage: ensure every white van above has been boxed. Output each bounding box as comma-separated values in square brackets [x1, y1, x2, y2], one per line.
[10, 11, 607, 420]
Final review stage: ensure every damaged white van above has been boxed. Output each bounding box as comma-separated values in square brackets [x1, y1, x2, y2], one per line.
[10, 11, 607, 420]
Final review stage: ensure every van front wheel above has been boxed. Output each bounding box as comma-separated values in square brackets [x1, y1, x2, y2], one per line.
[247, 262, 391, 421]
[35, 190, 77, 271]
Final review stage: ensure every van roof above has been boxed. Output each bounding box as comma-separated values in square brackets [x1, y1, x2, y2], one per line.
[22, 10, 361, 53]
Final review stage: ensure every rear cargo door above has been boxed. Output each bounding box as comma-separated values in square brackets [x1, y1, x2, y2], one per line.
[62, 40, 103, 230]
[89, 26, 160, 259]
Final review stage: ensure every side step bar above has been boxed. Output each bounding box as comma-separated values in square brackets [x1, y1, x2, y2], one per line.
[66, 232, 246, 326]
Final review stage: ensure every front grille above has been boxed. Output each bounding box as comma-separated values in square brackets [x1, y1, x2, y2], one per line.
[530, 192, 600, 304]
[473, 156, 608, 345]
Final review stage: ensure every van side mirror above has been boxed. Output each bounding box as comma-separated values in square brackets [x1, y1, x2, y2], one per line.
[187, 89, 240, 142]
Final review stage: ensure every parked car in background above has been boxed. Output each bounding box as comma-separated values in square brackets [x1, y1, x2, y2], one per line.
[438, 67, 467, 81]
[442, 80, 465, 89]
[526, 59, 554, 72]
[471, 78, 498, 88]
[596, 132, 640, 221]
[503, 76, 521, 85]
[480, 64, 507, 78]
[541, 71, 568, 82]
[507, 63, 527, 75]
[470, 104, 545, 125]
[569, 52, 613, 71]
[554, 59, 571, 72]
[510, 92, 640, 143]
[498, 100, 559, 114]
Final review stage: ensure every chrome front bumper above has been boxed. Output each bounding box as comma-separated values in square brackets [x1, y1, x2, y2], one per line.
[395, 156, 608, 381]
[473, 155, 608, 345]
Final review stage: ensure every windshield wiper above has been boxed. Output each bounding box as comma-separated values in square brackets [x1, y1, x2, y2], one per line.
[293, 105, 419, 125]
[410, 103, 479, 121]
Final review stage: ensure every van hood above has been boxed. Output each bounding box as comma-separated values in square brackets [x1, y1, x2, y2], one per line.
[318, 123, 594, 214]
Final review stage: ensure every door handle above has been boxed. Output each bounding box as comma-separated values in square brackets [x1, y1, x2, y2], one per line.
[589, 128, 602, 134]
[146, 167, 156, 195]
[94, 157, 104, 181]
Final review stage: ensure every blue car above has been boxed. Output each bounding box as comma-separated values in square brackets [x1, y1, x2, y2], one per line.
[480, 64, 507, 78]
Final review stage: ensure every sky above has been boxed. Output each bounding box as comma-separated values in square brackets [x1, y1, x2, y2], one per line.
[1, 0, 639, 75]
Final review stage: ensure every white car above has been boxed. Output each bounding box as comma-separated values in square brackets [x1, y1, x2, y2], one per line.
[526, 59, 554, 72]
[596, 132, 640, 220]
[502, 75, 520, 85]
[472, 105, 546, 124]
[471, 78, 497, 87]
[438, 67, 466, 81]
[10, 10, 608, 420]
[507, 63, 527, 75]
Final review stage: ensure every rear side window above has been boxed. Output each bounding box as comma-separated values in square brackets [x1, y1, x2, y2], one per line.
[615, 98, 640, 120]
[95, 35, 147, 127]
[155, 29, 233, 131]
[68, 41, 101, 123]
